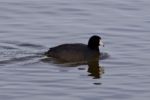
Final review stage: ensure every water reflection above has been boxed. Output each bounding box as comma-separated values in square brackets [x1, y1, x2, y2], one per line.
[87, 60, 104, 79]
[42, 57, 104, 79]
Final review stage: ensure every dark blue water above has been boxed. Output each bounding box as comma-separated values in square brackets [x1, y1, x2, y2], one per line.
[0, 0, 150, 100]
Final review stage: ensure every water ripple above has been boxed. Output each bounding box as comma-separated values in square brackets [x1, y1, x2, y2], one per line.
[0, 0, 150, 100]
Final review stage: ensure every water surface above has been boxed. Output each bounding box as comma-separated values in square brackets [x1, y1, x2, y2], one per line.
[0, 0, 150, 100]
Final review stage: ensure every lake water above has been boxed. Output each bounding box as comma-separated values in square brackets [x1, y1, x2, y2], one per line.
[0, 0, 150, 100]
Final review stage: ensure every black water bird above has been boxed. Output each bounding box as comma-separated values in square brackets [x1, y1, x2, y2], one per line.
[45, 35, 104, 62]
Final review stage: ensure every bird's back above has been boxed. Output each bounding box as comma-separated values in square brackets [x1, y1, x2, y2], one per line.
[46, 43, 88, 62]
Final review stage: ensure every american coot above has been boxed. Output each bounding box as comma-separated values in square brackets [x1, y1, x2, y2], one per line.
[45, 35, 104, 62]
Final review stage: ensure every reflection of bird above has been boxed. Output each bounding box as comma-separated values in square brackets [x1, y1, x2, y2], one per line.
[87, 61, 104, 79]
[45, 35, 104, 62]
[42, 57, 104, 79]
